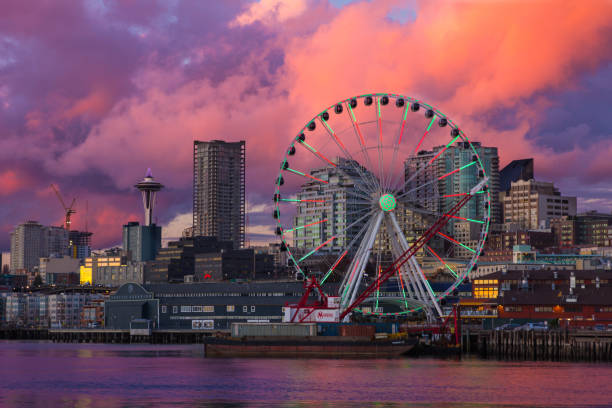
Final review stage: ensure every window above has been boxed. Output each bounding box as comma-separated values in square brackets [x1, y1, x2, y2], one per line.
[181, 306, 191, 313]
[534, 306, 553, 313]
[172, 306, 178, 314]
[243, 306, 248, 312]
[250, 306, 256, 312]
[227, 305, 235, 312]
[203, 306, 214, 312]
[161, 305, 167, 314]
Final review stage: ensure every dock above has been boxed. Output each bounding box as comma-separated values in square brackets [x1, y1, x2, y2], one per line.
[462, 329, 612, 362]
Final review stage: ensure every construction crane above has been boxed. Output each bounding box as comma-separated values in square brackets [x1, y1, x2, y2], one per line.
[51, 184, 76, 230]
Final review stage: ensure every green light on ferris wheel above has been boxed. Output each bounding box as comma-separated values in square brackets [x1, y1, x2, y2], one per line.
[379, 194, 396, 212]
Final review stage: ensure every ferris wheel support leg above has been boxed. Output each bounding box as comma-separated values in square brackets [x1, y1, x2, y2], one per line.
[341, 212, 384, 313]
[387, 212, 443, 318]
[409, 257, 443, 319]
[385, 214, 429, 304]
[383, 217, 419, 302]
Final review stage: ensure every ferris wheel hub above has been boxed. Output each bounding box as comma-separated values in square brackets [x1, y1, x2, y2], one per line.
[379, 193, 396, 212]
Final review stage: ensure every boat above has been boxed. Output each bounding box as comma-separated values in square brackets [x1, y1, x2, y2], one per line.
[203, 335, 417, 358]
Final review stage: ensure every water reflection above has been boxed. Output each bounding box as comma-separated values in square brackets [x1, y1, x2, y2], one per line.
[0, 341, 611, 408]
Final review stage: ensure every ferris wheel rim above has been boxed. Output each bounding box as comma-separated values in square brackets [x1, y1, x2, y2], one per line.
[273, 93, 492, 317]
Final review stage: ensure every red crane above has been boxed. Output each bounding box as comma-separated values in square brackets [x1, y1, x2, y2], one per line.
[51, 184, 76, 230]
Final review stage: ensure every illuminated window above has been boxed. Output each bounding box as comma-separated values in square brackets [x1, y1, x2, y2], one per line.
[161, 306, 167, 313]
[243, 306, 248, 312]
[172, 306, 178, 314]
[250, 306, 256, 312]
[203, 306, 214, 312]
[227, 305, 235, 312]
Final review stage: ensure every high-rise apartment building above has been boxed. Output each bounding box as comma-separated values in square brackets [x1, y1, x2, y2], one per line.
[404, 141, 501, 236]
[503, 179, 576, 230]
[193, 140, 245, 248]
[292, 158, 370, 254]
[10, 221, 69, 273]
[10, 221, 44, 273]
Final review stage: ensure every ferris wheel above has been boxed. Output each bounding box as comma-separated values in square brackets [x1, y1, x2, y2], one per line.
[273, 93, 491, 320]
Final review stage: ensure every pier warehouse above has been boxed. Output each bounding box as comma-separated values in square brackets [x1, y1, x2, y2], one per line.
[104, 280, 469, 330]
[105, 281, 337, 330]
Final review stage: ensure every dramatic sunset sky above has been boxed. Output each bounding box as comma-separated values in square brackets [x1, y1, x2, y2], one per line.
[1, 0, 612, 250]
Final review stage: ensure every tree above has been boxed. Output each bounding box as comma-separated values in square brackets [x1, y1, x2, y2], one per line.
[33, 274, 43, 287]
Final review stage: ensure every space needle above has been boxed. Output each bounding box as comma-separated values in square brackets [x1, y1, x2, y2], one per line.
[134, 168, 164, 226]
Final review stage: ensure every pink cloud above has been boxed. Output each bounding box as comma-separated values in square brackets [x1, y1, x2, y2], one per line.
[2, 0, 612, 249]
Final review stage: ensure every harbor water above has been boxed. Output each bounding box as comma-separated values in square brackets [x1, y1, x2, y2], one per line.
[1, 341, 611, 407]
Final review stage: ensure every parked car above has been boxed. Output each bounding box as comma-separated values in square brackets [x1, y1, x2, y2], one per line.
[495, 323, 520, 331]
[514, 322, 548, 331]
[593, 324, 605, 331]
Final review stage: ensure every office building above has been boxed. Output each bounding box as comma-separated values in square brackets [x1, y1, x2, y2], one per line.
[499, 158, 534, 193]
[122, 221, 161, 262]
[148, 236, 233, 283]
[81, 252, 144, 287]
[503, 179, 576, 230]
[576, 211, 612, 247]
[193, 140, 246, 248]
[39, 256, 80, 285]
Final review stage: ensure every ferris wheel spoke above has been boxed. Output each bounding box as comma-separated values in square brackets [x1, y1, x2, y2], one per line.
[344, 100, 381, 192]
[298, 211, 372, 278]
[319, 116, 379, 194]
[413, 116, 436, 155]
[296, 138, 337, 168]
[383, 102, 409, 193]
[426, 244, 458, 279]
[399, 132, 464, 196]
[345, 188, 373, 202]
[437, 231, 477, 254]
[339, 218, 376, 292]
[322, 213, 374, 284]
[284, 218, 327, 233]
[376, 96, 384, 195]
[396, 158, 479, 203]
[279, 197, 326, 204]
[283, 164, 329, 184]
[345, 206, 373, 219]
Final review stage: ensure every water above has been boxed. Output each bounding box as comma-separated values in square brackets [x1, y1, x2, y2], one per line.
[0, 341, 611, 407]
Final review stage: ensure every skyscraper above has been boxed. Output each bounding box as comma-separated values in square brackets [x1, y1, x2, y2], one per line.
[193, 140, 246, 248]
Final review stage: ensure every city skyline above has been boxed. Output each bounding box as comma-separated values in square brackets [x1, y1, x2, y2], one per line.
[1, 1, 612, 252]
